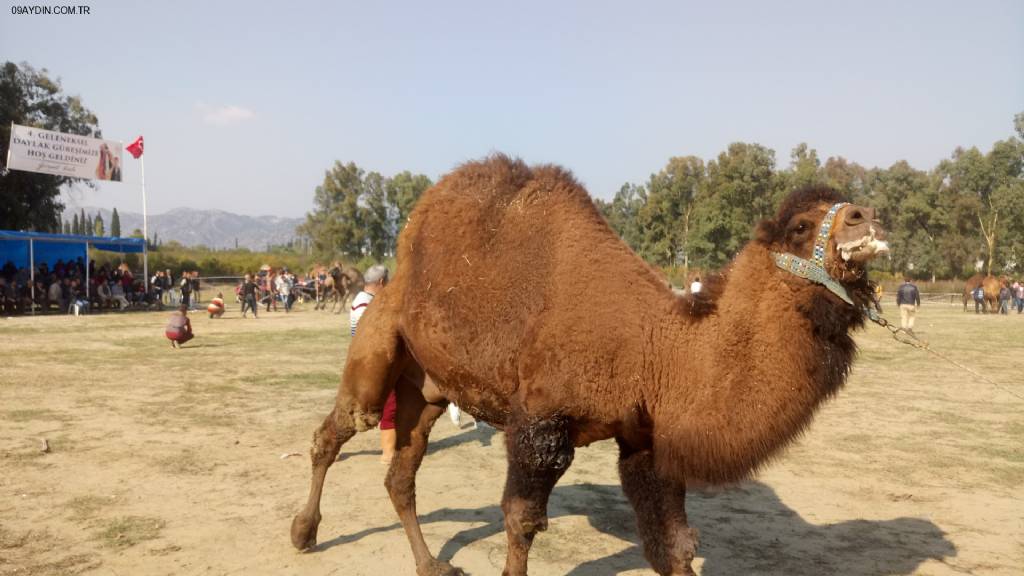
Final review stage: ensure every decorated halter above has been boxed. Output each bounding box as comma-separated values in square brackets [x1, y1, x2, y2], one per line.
[772, 202, 854, 306]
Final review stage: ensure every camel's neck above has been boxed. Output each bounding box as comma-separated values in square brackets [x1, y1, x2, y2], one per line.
[650, 244, 860, 484]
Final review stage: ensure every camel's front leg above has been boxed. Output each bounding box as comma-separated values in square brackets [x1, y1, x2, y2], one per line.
[501, 417, 575, 576]
[617, 438, 698, 576]
[291, 406, 356, 550]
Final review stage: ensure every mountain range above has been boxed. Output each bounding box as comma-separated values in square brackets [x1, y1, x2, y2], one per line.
[61, 206, 305, 251]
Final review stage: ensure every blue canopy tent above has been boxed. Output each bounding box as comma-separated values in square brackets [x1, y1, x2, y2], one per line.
[0, 230, 145, 313]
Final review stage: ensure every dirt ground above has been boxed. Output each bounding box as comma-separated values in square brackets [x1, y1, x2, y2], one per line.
[1, 300, 1021, 575]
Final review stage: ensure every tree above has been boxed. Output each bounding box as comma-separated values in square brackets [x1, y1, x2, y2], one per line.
[72, 213, 80, 235]
[362, 171, 392, 259]
[0, 62, 103, 231]
[93, 212, 105, 236]
[690, 143, 777, 268]
[596, 183, 646, 253]
[636, 156, 705, 269]
[935, 139, 1024, 276]
[298, 161, 366, 258]
[386, 171, 432, 235]
[110, 207, 121, 237]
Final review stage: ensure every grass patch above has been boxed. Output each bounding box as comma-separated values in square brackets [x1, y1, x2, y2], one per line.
[155, 449, 219, 475]
[67, 495, 117, 522]
[4, 408, 68, 422]
[95, 515, 165, 548]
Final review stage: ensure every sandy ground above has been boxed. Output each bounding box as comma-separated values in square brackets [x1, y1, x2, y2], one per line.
[1, 301, 1022, 575]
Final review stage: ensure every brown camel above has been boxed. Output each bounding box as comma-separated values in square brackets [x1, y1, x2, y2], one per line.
[962, 273, 984, 312]
[291, 156, 890, 576]
[315, 263, 364, 313]
[963, 274, 1001, 313]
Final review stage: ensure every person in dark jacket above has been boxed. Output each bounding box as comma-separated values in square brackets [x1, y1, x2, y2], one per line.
[896, 277, 921, 333]
[998, 283, 1011, 314]
[240, 273, 259, 318]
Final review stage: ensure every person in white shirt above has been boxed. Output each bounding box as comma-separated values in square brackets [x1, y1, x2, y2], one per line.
[689, 276, 703, 294]
[349, 265, 397, 463]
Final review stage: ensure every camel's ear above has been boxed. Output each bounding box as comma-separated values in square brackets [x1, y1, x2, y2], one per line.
[755, 219, 780, 245]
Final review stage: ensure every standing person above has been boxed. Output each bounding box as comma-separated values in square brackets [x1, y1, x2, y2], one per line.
[151, 271, 164, 303]
[179, 271, 192, 309]
[689, 276, 703, 294]
[191, 271, 201, 308]
[896, 276, 921, 333]
[973, 285, 985, 314]
[276, 268, 293, 312]
[262, 270, 277, 313]
[240, 273, 259, 318]
[1015, 281, 1024, 314]
[165, 304, 194, 348]
[998, 283, 1011, 315]
[349, 265, 395, 463]
[163, 269, 175, 305]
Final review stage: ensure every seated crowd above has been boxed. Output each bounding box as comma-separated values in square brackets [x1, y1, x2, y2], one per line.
[0, 258, 164, 315]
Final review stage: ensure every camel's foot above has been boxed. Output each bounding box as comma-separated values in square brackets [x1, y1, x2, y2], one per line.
[290, 510, 321, 551]
[417, 558, 466, 576]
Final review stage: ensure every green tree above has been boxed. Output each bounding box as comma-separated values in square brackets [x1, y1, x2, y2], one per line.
[386, 171, 432, 236]
[72, 213, 80, 234]
[110, 207, 121, 237]
[775, 143, 826, 199]
[298, 161, 366, 259]
[690, 143, 777, 268]
[0, 62, 103, 231]
[93, 212, 104, 236]
[636, 156, 705, 269]
[362, 171, 391, 259]
[596, 183, 646, 253]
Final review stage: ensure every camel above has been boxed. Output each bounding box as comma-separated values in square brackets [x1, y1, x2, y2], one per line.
[291, 155, 890, 576]
[962, 274, 1001, 313]
[314, 263, 364, 313]
[962, 274, 984, 312]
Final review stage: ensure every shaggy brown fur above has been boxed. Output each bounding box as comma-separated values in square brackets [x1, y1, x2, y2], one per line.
[291, 155, 888, 576]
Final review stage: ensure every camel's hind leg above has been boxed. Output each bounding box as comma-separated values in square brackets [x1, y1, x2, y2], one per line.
[616, 439, 698, 576]
[291, 288, 406, 550]
[385, 370, 463, 576]
[500, 417, 575, 576]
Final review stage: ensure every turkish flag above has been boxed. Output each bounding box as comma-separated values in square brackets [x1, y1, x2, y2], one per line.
[126, 136, 144, 158]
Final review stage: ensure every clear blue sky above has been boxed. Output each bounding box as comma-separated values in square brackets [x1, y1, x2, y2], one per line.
[2, 0, 1022, 218]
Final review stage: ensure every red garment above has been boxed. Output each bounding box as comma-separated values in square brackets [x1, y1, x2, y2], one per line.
[379, 391, 397, 430]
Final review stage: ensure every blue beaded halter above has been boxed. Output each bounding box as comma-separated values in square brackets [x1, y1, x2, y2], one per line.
[771, 202, 854, 306]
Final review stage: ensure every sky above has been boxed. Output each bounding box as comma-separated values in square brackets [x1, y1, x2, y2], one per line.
[2, 0, 1022, 219]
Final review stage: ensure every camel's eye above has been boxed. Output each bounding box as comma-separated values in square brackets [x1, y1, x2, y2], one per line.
[789, 220, 812, 238]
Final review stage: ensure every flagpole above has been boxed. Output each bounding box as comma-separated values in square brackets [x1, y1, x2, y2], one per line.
[141, 152, 149, 294]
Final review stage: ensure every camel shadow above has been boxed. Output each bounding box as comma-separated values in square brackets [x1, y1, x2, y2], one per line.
[317, 481, 955, 575]
[337, 425, 498, 461]
[426, 422, 497, 452]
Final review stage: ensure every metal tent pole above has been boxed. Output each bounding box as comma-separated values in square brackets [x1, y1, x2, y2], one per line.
[29, 238, 35, 316]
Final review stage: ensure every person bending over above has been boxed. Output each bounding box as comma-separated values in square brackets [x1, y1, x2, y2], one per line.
[165, 304, 194, 348]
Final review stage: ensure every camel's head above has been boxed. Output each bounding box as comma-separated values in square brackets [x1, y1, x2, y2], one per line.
[758, 186, 888, 291]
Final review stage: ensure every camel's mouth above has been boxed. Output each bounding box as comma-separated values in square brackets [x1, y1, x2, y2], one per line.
[835, 227, 889, 265]
[829, 205, 889, 271]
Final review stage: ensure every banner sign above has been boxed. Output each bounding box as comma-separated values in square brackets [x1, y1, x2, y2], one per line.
[5, 124, 124, 181]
